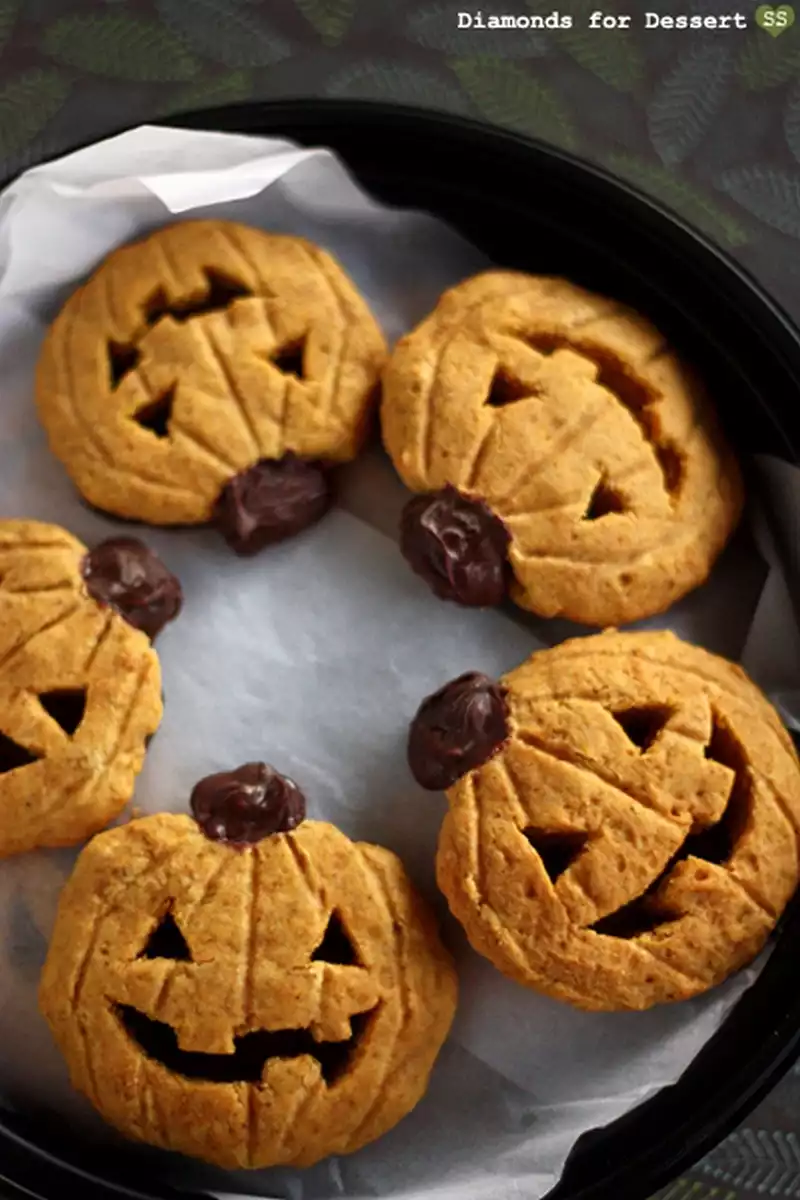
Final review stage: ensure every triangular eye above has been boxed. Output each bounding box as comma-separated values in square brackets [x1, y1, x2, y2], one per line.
[139, 910, 192, 962]
[108, 340, 141, 389]
[311, 911, 359, 966]
[610, 706, 672, 752]
[0, 731, 42, 775]
[134, 388, 174, 439]
[271, 338, 306, 380]
[485, 368, 532, 408]
[39, 689, 87, 736]
[583, 477, 626, 520]
[523, 828, 588, 883]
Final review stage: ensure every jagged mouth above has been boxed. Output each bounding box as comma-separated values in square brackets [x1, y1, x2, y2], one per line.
[115, 1003, 378, 1086]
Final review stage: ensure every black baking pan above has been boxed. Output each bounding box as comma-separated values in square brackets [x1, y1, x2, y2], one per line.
[1, 100, 800, 1200]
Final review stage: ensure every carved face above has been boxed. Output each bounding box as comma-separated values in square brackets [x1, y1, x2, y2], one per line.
[36, 220, 387, 526]
[0, 521, 162, 857]
[39, 813, 458, 1170]
[382, 272, 742, 626]
[431, 630, 800, 1011]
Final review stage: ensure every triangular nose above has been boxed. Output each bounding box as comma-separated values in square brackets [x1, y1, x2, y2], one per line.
[311, 911, 360, 966]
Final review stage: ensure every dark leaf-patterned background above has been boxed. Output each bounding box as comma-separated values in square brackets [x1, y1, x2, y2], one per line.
[1, 1, 800, 1197]
[4, 0, 800, 312]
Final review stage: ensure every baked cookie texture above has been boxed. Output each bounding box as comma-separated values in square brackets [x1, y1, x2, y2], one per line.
[434, 630, 800, 1011]
[36, 220, 387, 525]
[0, 520, 162, 857]
[382, 272, 743, 626]
[39, 813, 458, 1170]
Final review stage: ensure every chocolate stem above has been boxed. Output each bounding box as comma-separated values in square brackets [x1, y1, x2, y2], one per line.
[408, 672, 509, 790]
[213, 455, 331, 556]
[190, 762, 306, 844]
[400, 486, 510, 607]
[81, 538, 183, 640]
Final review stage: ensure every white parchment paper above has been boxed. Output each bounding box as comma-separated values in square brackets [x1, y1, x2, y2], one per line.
[0, 126, 798, 1200]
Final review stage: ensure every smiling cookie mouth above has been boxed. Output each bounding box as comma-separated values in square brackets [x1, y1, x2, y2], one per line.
[116, 1003, 378, 1085]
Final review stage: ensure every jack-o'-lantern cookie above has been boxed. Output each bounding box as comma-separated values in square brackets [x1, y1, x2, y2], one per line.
[0, 520, 174, 856]
[409, 630, 800, 1011]
[382, 273, 742, 626]
[39, 763, 458, 1169]
[36, 221, 388, 554]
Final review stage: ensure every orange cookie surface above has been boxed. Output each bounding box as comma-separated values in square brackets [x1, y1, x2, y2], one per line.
[383, 272, 742, 626]
[417, 630, 800, 1011]
[36, 220, 387, 529]
[39, 810, 457, 1169]
[0, 520, 163, 857]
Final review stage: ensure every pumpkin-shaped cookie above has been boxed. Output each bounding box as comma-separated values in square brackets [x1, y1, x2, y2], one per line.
[0, 520, 173, 856]
[39, 764, 458, 1169]
[409, 630, 800, 1011]
[36, 221, 387, 552]
[383, 273, 743, 626]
